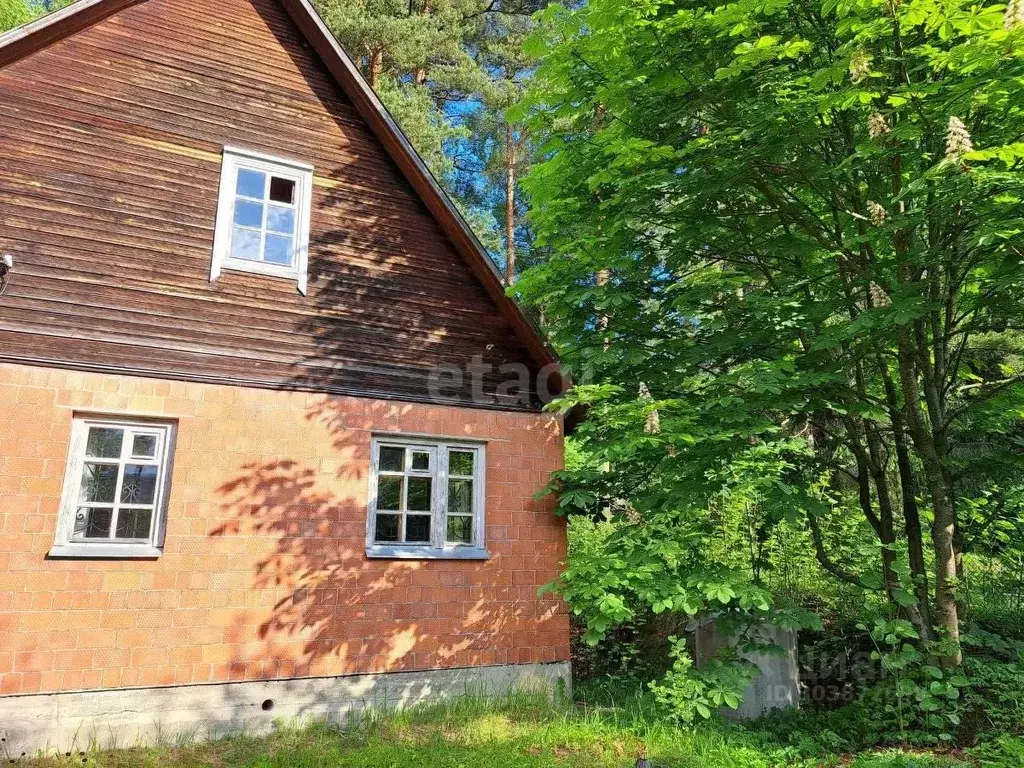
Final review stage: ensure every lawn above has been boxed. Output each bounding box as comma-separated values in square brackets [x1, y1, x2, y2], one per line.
[19, 692, 983, 768]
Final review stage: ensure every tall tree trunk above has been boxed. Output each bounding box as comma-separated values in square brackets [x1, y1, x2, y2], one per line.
[864, 425, 898, 593]
[504, 123, 517, 285]
[368, 48, 384, 89]
[594, 102, 608, 338]
[895, 431, 931, 619]
[865, 423, 932, 638]
[596, 269, 609, 333]
[413, 0, 429, 84]
[897, 331, 961, 664]
[878, 358, 931, 621]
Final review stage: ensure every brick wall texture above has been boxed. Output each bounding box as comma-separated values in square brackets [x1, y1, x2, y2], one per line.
[0, 363, 569, 696]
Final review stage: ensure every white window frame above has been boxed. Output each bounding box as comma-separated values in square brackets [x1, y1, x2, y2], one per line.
[210, 146, 313, 295]
[366, 435, 487, 560]
[49, 415, 176, 559]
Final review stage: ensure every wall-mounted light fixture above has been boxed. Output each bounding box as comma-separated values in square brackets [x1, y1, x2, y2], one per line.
[0, 254, 12, 296]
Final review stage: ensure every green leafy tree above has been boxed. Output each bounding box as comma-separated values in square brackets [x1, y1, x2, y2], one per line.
[519, 0, 1024, 667]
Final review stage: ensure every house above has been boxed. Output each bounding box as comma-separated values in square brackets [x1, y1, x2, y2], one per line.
[0, 0, 570, 753]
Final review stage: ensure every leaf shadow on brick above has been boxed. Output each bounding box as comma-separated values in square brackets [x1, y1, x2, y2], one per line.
[209, 398, 567, 710]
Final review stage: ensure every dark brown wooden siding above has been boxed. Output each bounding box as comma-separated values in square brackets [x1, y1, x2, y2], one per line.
[0, 0, 543, 409]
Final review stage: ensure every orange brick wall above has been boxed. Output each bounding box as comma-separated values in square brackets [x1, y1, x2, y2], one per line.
[0, 363, 569, 696]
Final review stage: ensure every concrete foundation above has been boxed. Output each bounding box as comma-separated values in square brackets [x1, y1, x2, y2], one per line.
[0, 661, 570, 758]
[694, 620, 799, 720]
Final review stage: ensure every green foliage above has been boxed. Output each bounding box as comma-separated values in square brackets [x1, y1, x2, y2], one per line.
[555, 514, 775, 646]
[650, 637, 761, 722]
[969, 735, 1024, 767]
[520, 0, 1024, 665]
[0, 0, 30, 32]
[374, 75, 466, 176]
[857, 617, 969, 744]
[559, 515, 821, 722]
[312, 0, 545, 267]
[959, 648, 1024, 742]
[314, 0, 481, 176]
[847, 753, 969, 768]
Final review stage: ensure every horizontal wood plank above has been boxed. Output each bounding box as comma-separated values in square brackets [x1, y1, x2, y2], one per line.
[0, 0, 543, 408]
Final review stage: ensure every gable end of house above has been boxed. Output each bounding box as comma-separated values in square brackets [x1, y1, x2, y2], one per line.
[0, 0, 564, 410]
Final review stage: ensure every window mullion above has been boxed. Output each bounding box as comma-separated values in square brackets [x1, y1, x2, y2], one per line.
[259, 175, 270, 265]
[107, 430, 130, 540]
[434, 447, 448, 549]
[150, 433, 165, 545]
[367, 441, 380, 551]
[400, 467, 411, 544]
[473, 447, 484, 549]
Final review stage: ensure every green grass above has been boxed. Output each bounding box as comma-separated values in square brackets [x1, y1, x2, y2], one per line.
[19, 692, 977, 768]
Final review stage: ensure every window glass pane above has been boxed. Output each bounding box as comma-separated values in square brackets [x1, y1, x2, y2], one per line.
[85, 427, 123, 458]
[230, 227, 262, 261]
[266, 205, 295, 234]
[407, 477, 432, 512]
[406, 515, 431, 542]
[236, 168, 266, 199]
[379, 446, 404, 472]
[411, 451, 430, 471]
[446, 515, 472, 544]
[264, 233, 294, 266]
[269, 176, 295, 204]
[233, 199, 264, 228]
[74, 507, 113, 539]
[447, 478, 473, 516]
[116, 508, 153, 539]
[377, 476, 403, 511]
[374, 513, 399, 542]
[131, 434, 158, 459]
[121, 464, 158, 505]
[79, 463, 118, 503]
[449, 450, 475, 477]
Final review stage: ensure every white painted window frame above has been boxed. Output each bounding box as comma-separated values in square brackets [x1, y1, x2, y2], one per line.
[49, 415, 177, 559]
[366, 435, 487, 560]
[210, 146, 313, 295]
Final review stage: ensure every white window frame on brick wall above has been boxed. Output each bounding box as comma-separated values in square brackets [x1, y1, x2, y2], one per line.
[366, 435, 487, 560]
[210, 146, 314, 295]
[50, 415, 176, 559]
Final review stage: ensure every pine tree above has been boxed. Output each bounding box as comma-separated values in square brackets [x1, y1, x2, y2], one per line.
[314, 0, 492, 177]
[453, 0, 543, 282]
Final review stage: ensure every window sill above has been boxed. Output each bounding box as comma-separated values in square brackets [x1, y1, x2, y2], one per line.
[48, 543, 163, 560]
[220, 259, 301, 281]
[365, 545, 489, 560]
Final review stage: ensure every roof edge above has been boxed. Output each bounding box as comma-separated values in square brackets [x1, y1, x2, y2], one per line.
[0, 0, 565, 389]
[0, 0, 140, 67]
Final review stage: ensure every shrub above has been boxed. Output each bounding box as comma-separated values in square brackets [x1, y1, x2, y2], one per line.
[958, 656, 1024, 745]
[968, 735, 1024, 767]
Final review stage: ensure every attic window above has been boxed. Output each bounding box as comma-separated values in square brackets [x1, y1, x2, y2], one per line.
[210, 147, 313, 294]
